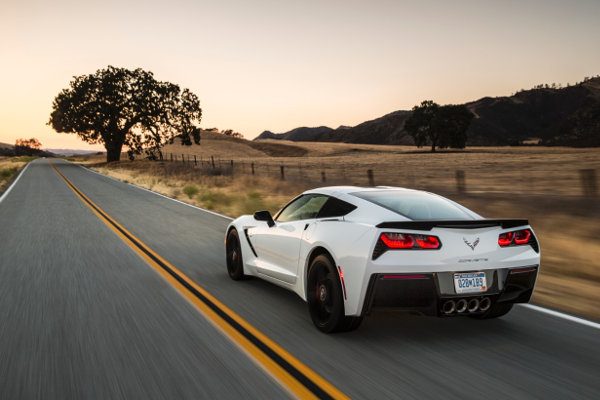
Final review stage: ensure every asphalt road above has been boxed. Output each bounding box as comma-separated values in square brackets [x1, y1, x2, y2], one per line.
[1, 158, 599, 399]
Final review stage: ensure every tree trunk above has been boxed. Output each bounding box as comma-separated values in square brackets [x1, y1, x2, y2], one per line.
[105, 140, 123, 162]
[431, 142, 436, 152]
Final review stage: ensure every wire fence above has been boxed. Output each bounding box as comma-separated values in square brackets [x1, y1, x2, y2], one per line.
[161, 152, 598, 198]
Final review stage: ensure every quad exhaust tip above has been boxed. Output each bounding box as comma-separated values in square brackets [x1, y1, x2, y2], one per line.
[467, 298, 480, 313]
[479, 297, 491, 312]
[441, 297, 491, 315]
[442, 300, 456, 315]
[455, 299, 468, 313]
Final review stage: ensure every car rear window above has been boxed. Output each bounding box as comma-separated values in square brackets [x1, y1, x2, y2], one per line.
[351, 190, 473, 220]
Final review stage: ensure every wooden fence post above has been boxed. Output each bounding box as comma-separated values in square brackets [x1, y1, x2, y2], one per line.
[194, 155, 197, 166]
[367, 169, 374, 186]
[181, 154, 185, 164]
[455, 170, 466, 193]
[211, 156, 215, 169]
[251, 163, 255, 175]
[321, 171, 326, 182]
[580, 169, 597, 197]
[170, 153, 173, 162]
[280, 165, 285, 180]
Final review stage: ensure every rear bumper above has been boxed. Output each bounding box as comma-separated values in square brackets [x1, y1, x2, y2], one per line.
[360, 266, 538, 317]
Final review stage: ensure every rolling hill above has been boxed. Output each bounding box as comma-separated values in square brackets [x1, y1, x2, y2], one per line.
[256, 77, 600, 147]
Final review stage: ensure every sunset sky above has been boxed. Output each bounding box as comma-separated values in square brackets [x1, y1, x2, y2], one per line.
[1, 0, 599, 150]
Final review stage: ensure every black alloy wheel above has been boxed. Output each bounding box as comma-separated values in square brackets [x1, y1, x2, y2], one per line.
[307, 254, 362, 333]
[226, 229, 247, 280]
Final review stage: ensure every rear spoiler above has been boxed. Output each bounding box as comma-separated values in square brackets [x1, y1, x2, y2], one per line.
[376, 219, 529, 231]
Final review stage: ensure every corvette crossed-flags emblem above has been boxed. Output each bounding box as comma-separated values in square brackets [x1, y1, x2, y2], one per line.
[463, 237, 480, 251]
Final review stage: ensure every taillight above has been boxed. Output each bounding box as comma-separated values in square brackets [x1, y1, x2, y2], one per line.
[498, 231, 514, 247]
[514, 229, 531, 245]
[499, 229, 533, 247]
[380, 233, 415, 249]
[379, 232, 441, 250]
[416, 235, 440, 249]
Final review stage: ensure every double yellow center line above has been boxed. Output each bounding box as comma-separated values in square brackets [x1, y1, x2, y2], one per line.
[51, 162, 348, 400]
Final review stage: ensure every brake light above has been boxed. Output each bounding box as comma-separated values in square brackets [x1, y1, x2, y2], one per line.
[499, 229, 533, 247]
[380, 233, 415, 249]
[514, 229, 531, 245]
[498, 231, 514, 247]
[416, 235, 440, 249]
[379, 233, 441, 250]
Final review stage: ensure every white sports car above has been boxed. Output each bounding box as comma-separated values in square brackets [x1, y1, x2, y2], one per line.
[225, 186, 540, 333]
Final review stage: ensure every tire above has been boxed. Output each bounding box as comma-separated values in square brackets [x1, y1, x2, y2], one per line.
[307, 255, 363, 333]
[470, 302, 513, 319]
[226, 229, 247, 280]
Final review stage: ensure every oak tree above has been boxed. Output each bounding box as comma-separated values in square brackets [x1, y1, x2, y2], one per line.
[404, 100, 440, 151]
[15, 138, 42, 150]
[435, 105, 474, 149]
[14, 138, 42, 156]
[405, 101, 473, 151]
[49, 66, 202, 162]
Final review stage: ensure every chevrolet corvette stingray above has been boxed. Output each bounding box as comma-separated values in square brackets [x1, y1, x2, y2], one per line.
[225, 186, 540, 333]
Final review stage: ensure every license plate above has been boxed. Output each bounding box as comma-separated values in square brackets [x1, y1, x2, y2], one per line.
[454, 272, 487, 294]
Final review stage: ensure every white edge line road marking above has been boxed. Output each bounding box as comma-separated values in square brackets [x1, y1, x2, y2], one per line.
[0, 162, 31, 204]
[520, 304, 600, 330]
[68, 159, 600, 330]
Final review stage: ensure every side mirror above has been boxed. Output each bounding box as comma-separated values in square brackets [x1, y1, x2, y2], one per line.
[254, 210, 275, 227]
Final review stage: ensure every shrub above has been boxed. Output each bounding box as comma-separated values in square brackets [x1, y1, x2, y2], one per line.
[183, 184, 200, 199]
[0, 167, 17, 179]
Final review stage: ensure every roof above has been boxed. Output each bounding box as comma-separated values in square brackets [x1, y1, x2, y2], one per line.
[303, 186, 421, 196]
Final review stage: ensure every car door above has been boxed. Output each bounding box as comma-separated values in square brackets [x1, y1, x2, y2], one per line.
[248, 194, 329, 284]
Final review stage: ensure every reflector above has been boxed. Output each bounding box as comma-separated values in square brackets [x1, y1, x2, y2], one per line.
[381, 274, 428, 280]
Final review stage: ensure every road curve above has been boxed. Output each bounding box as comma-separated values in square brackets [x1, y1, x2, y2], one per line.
[1, 158, 599, 399]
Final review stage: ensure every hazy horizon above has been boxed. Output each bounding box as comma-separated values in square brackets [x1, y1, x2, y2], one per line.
[2, 0, 599, 150]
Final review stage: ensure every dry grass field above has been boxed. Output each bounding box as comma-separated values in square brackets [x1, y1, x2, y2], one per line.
[162, 131, 309, 159]
[162, 136, 600, 196]
[86, 142, 600, 321]
[0, 157, 30, 193]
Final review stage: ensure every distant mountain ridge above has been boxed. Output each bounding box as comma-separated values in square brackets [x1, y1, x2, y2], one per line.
[45, 148, 100, 156]
[256, 77, 600, 147]
[257, 126, 334, 142]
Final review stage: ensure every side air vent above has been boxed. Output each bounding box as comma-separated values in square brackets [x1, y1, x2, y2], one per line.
[243, 229, 258, 257]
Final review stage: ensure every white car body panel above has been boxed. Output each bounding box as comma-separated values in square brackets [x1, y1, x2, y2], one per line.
[226, 186, 541, 317]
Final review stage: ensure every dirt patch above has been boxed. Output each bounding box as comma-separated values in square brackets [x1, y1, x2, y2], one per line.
[247, 141, 308, 157]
